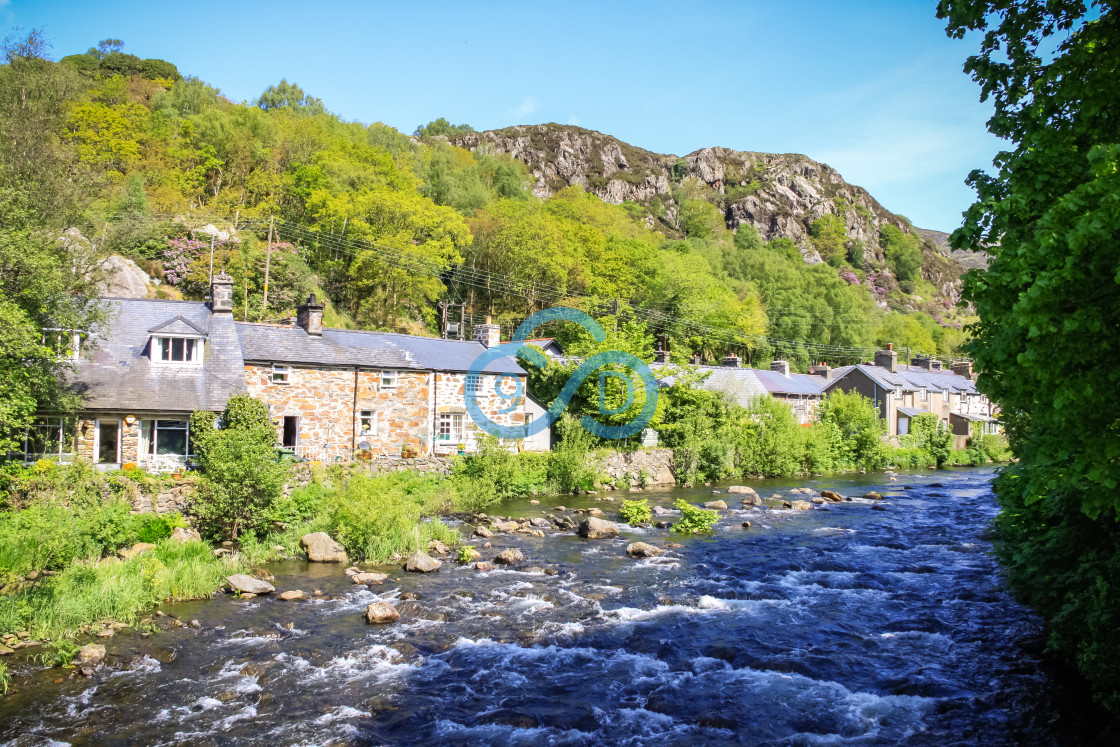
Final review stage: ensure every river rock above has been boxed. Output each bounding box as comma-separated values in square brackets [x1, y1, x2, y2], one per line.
[626, 542, 664, 558]
[864, 492, 884, 500]
[871, 504, 889, 512]
[493, 521, 520, 533]
[741, 521, 752, 528]
[352, 572, 388, 585]
[404, 550, 441, 573]
[474, 526, 494, 539]
[117, 542, 156, 559]
[77, 644, 106, 675]
[364, 602, 400, 624]
[703, 500, 727, 510]
[728, 486, 759, 496]
[789, 500, 812, 511]
[820, 490, 844, 502]
[300, 532, 347, 563]
[494, 548, 524, 565]
[651, 505, 674, 516]
[428, 540, 451, 555]
[577, 517, 619, 539]
[227, 574, 275, 594]
[169, 527, 202, 543]
[812, 497, 826, 504]
[528, 518, 551, 528]
[587, 507, 604, 517]
[278, 590, 307, 601]
[476, 562, 494, 572]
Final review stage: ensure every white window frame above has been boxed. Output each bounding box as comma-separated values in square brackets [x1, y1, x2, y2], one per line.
[152, 335, 203, 365]
[942, 390, 949, 403]
[42, 328, 83, 360]
[437, 412, 464, 443]
[94, 418, 122, 465]
[919, 388, 927, 402]
[271, 364, 291, 384]
[12, 417, 75, 461]
[380, 369, 398, 390]
[358, 410, 378, 437]
[894, 387, 903, 400]
[140, 419, 192, 470]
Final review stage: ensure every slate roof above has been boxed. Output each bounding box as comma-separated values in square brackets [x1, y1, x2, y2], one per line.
[950, 412, 996, 422]
[824, 364, 978, 395]
[753, 368, 828, 396]
[148, 315, 208, 336]
[71, 299, 246, 413]
[235, 324, 525, 375]
[656, 365, 768, 408]
[897, 407, 931, 418]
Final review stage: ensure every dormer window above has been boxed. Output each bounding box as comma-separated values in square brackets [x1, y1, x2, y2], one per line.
[148, 315, 207, 366]
[155, 336, 202, 364]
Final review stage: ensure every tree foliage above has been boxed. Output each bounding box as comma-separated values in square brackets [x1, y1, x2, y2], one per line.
[938, 0, 1120, 711]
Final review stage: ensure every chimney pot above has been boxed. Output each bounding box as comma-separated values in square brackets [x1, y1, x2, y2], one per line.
[654, 349, 670, 364]
[296, 293, 324, 336]
[808, 362, 832, 379]
[722, 354, 741, 368]
[473, 318, 501, 348]
[952, 360, 974, 379]
[875, 346, 898, 374]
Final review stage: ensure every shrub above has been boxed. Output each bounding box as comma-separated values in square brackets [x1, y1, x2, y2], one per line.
[816, 390, 885, 470]
[189, 395, 286, 540]
[905, 412, 953, 468]
[620, 499, 652, 526]
[132, 512, 187, 543]
[547, 415, 599, 494]
[456, 546, 476, 565]
[671, 499, 719, 534]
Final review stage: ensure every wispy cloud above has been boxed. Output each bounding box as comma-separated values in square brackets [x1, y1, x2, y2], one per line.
[509, 97, 537, 119]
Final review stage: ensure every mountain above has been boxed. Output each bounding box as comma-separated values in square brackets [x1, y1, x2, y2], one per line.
[451, 124, 966, 303]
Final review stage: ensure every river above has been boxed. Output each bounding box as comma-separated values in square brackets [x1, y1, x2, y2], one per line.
[0, 468, 1087, 745]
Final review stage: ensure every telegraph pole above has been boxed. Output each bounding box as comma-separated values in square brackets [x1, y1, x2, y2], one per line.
[261, 215, 274, 318]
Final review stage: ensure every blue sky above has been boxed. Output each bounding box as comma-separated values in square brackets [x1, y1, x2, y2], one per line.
[5, 0, 1001, 231]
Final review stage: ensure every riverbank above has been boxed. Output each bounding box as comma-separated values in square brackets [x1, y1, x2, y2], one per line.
[4, 467, 1110, 744]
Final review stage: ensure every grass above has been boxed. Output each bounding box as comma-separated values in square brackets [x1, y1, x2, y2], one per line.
[0, 539, 245, 641]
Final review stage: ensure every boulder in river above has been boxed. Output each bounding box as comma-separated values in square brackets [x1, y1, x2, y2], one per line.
[820, 490, 844, 502]
[428, 540, 451, 555]
[812, 497, 826, 504]
[494, 548, 524, 565]
[703, 500, 727, 510]
[278, 590, 307, 601]
[528, 518, 551, 528]
[300, 532, 347, 563]
[577, 517, 619, 539]
[651, 505, 674, 516]
[789, 500, 812, 511]
[77, 644, 106, 675]
[352, 572, 388, 585]
[864, 492, 884, 500]
[728, 486, 759, 496]
[476, 562, 494, 572]
[474, 526, 494, 539]
[404, 550, 441, 573]
[626, 542, 664, 558]
[227, 574, 275, 594]
[364, 602, 400, 624]
[493, 521, 520, 533]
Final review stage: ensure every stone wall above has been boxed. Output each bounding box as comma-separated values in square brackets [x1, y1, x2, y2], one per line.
[600, 448, 676, 487]
[432, 372, 528, 454]
[244, 364, 431, 460]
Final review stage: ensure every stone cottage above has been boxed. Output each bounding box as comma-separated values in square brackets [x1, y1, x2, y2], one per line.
[17, 273, 548, 470]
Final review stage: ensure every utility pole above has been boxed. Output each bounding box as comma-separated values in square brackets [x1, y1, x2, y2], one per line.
[207, 234, 216, 291]
[439, 300, 449, 339]
[261, 215, 274, 318]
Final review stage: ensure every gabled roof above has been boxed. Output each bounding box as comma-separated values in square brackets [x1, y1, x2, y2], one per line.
[235, 324, 525, 375]
[147, 315, 208, 337]
[71, 299, 245, 412]
[824, 363, 977, 395]
[656, 365, 767, 408]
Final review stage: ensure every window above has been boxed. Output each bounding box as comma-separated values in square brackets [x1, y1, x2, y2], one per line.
[942, 390, 949, 403]
[920, 388, 927, 402]
[466, 374, 481, 395]
[153, 336, 201, 364]
[359, 410, 377, 436]
[271, 364, 290, 384]
[380, 370, 398, 389]
[437, 413, 463, 442]
[894, 387, 903, 400]
[12, 418, 75, 461]
[141, 419, 191, 467]
[525, 412, 533, 432]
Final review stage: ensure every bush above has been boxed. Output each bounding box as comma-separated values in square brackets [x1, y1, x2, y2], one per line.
[189, 395, 286, 540]
[620, 499, 652, 526]
[816, 390, 885, 470]
[453, 436, 547, 509]
[671, 499, 719, 534]
[905, 412, 953, 468]
[133, 512, 187, 543]
[547, 415, 599, 494]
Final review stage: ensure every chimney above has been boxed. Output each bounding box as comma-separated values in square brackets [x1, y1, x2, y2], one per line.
[952, 360, 974, 379]
[770, 359, 791, 377]
[875, 343, 898, 373]
[722, 354, 741, 368]
[654, 349, 670, 364]
[911, 355, 941, 371]
[210, 270, 234, 314]
[473, 315, 501, 348]
[296, 293, 324, 336]
[808, 362, 832, 379]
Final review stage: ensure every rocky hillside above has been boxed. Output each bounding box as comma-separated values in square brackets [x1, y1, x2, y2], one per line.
[452, 124, 966, 301]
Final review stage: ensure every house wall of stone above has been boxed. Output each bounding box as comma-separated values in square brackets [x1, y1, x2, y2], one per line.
[432, 372, 528, 454]
[244, 364, 430, 460]
[75, 415, 142, 466]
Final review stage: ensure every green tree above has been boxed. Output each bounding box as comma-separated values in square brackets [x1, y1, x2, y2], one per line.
[189, 395, 285, 540]
[255, 79, 326, 116]
[938, 0, 1120, 711]
[816, 389, 884, 469]
[879, 224, 922, 282]
[414, 117, 475, 138]
[808, 214, 848, 262]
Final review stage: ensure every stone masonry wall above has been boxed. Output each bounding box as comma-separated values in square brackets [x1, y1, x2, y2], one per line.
[433, 372, 528, 454]
[244, 365, 430, 461]
[600, 448, 676, 487]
